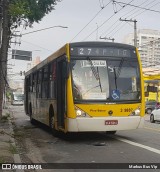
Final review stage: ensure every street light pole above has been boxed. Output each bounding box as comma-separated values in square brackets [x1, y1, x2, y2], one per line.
[22, 25, 68, 36]
[133, 19, 137, 47]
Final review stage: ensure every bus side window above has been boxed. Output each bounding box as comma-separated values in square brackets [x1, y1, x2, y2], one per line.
[28, 75, 32, 92]
[42, 65, 49, 98]
[48, 62, 56, 99]
[32, 72, 37, 92]
[37, 70, 42, 98]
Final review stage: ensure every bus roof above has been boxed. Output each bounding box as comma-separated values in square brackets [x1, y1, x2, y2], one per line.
[25, 43, 68, 76]
[25, 41, 136, 77]
[70, 41, 136, 49]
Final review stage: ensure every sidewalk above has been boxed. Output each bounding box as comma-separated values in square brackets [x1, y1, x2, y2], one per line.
[0, 107, 14, 165]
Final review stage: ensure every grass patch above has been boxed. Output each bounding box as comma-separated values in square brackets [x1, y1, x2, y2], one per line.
[1, 113, 10, 122]
[9, 144, 17, 154]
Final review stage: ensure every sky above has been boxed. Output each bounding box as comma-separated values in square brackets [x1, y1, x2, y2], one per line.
[8, 0, 160, 79]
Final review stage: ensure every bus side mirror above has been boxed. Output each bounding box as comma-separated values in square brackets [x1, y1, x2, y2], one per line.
[63, 61, 69, 79]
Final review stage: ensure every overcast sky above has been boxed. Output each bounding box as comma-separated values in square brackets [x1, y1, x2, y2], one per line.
[8, 0, 160, 76]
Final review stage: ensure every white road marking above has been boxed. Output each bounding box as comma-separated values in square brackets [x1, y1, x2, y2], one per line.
[112, 136, 160, 155]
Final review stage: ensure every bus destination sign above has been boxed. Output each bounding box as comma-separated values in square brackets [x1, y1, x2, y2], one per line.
[70, 47, 132, 57]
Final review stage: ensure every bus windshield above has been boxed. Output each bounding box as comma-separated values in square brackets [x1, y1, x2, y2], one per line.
[71, 58, 140, 102]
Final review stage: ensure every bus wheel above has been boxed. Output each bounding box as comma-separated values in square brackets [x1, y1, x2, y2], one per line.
[49, 111, 59, 137]
[29, 104, 34, 124]
[106, 131, 117, 135]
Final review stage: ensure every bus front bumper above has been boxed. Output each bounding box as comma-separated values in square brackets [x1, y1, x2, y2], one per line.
[66, 116, 144, 132]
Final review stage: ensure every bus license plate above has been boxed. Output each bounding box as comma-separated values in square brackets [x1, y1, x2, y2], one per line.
[105, 120, 118, 125]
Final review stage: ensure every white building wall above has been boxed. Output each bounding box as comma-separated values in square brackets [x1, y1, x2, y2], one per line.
[123, 29, 160, 68]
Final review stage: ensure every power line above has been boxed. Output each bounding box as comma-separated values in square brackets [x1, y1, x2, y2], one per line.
[100, 0, 138, 38]
[21, 40, 53, 52]
[125, 0, 156, 19]
[82, 12, 115, 41]
[70, 0, 111, 42]
[101, 0, 135, 37]
[132, 1, 160, 18]
[101, 0, 154, 38]
[104, 0, 160, 41]
[113, 0, 160, 13]
[82, 0, 134, 41]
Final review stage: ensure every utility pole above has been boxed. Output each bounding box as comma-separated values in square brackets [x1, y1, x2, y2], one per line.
[0, 0, 2, 47]
[10, 31, 22, 45]
[0, 0, 10, 116]
[119, 18, 137, 47]
[100, 36, 115, 42]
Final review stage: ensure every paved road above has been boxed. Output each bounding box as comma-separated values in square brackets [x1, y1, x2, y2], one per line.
[10, 105, 160, 172]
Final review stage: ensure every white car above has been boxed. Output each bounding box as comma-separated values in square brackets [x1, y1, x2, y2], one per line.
[150, 107, 160, 123]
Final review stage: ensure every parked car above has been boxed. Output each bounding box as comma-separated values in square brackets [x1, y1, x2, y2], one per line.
[145, 101, 157, 114]
[150, 107, 160, 123]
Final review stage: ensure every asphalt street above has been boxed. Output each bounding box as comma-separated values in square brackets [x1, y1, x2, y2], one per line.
[8, 105, 160, 172]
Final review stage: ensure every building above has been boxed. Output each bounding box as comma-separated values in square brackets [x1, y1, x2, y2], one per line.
[32, 56, 41, 67]
[123, 29, 160, 68]
[26, 56, 41, 71]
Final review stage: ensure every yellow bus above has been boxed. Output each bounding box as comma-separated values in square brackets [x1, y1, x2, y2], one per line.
[24, 42, 145, 136]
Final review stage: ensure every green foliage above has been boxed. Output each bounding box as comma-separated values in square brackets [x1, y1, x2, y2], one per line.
[0, 113, 10, 122]
[9, 0, 56, 28]
[9, 0, 30, 17]
[6, 91, 11, 99]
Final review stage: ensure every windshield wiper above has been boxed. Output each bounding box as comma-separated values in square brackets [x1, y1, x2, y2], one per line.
[116, 57, 124, 78]
[87, 57, 102, 92]
[113, 58, 124, 90]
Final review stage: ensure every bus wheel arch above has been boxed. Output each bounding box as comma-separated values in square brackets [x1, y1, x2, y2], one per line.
[49, 105, 59, 136]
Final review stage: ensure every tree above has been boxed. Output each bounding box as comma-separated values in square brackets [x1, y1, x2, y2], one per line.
[0, 0, 57, 119]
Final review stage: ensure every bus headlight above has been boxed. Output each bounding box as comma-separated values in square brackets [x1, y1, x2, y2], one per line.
[76, 109, 86, 117]
[129, 107, 140, 116]
[75, 106, 90, 117]
[76, 110, 83, 116]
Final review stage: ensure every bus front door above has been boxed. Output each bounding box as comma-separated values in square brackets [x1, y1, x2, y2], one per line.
[57, 58, 66, 130]
[25, 77, 29, 114]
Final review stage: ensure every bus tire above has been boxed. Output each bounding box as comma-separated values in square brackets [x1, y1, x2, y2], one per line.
[29, 103, 34, 124]
[49, 107, 59, 137]
[106, 131, 117, 135]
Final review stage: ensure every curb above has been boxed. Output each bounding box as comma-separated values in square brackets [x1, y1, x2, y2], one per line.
[8, 108, 25, 172]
